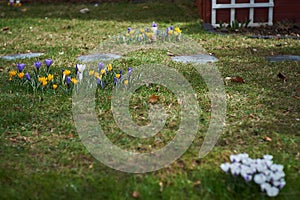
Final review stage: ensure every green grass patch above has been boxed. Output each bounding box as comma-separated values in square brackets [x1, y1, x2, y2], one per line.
[0, 0, 299, 199]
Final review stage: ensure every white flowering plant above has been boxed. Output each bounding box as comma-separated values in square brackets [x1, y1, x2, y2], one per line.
[220, 153, 286, 197]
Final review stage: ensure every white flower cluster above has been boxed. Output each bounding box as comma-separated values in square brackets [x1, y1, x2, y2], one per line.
[220, 153, 286, 197]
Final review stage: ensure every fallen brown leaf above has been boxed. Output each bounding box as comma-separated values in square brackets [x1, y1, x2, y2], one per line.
[9, 138, 17, 142]
[231, 76, 245, 83]
[263, 136, 272, 142]
[225, 76, 245, 84]
[292, 96, 300, 100]
[2, 27, 9, 32]
[193, 180, 201, 187]
[148, 94, 159, 104]
[167, 51, 176, 56]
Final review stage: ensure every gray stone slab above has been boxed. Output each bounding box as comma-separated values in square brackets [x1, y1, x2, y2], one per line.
[0, 52, 44, 60]
[171, 54, 218, 64]
[77, 54, 122, 62]
[266, 55, 300, 62]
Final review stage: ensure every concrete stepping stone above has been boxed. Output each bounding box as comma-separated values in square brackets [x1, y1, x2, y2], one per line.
[0, 52, 44, 60]
[266, 55, 300, 62]
[171, 54, 218, 64]
[77, 54, 122, 62]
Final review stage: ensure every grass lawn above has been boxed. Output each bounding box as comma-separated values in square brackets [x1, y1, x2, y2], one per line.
[0, 0, 299, 199]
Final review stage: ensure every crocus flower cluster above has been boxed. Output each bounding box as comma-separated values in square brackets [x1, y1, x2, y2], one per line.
[220, 153, 286, 197]
[119, 22, 182, 45]
[8, 0, 22, 7]
[88, 62, 132, 89]
[8, 60, 132, 94]
[8, 59, 79, 93]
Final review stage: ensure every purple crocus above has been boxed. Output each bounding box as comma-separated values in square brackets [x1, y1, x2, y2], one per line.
[45, 59, 53, 67]
[25, 72, 31, 81]
[98, 62, 104, 70]
[128, 67, 132, 75]
[97, 78, 101, 85]
[101, 81, 105, 89]
[114, 77, 118, 85]
[167, 26, 174, 34]
[17, 63, 26, 72]
[66, 76, 71, 85]
[127, 27, 131, 33]
[34, 61, 42, 70]
[152, 22, 157, 27]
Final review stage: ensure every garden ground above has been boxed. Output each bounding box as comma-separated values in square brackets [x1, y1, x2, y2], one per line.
[0, 0, 299, 199]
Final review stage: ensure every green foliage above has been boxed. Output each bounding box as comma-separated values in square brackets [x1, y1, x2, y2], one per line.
[0, 1, 299, 199]
[219, 19, 252, 31]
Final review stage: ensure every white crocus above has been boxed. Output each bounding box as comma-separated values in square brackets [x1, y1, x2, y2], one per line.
[264, 160, 273, 167]
[230, 163, 241, 176]
[220, 162, 231, 173]
[270, 164, 284, 172]
[266, 186, 279, 197]
[230, 155, 241, 163]
[76, 64, 86, 82]
[241, 172, 252, 182]
[256, 163, 267, 173]
[260, 182, 271, 192]
[220, 153, 286, 197]
[272, 181, 281, 187]
[270, 171, 285, 181]
[263, 155, 273, 160]
[254, 173, 266, 185]
[151, 22, 158, 35]
[279, 179, 286, 189]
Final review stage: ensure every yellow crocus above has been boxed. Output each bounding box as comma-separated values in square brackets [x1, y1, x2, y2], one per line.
[140, 28, 145, 33]
[52, 84, 58, 90]
[116, 74, 121, 79]
[175, 27, 182, 33]
[124, 80, 129, 85]
[107, 64, 113, 71]
[9, 70, 17, 78]
[89, 70, 95, 76]
[38, 77, 47, 83]
[146, 32, 154, 38]
[71, 78, 78, 85]
[47, 74, 54, 82]
[42, 80, 47, 86]
[18, 72, 24, 79]
[168, 30, 174, 35]
[100, 69, 106, 75]
[63, 70, 71, 76]
[94, 72, 100, 79]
